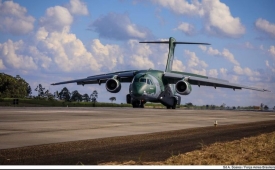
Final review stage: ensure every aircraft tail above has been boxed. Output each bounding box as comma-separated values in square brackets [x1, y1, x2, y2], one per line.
[140, 37, 210, 72]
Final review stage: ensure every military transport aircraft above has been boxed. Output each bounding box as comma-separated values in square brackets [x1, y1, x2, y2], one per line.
[51, 37, 269, 109]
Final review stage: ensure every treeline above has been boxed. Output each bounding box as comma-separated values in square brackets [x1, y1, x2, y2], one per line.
[0, 73, 98, 103]
[35, 84, 98, 103]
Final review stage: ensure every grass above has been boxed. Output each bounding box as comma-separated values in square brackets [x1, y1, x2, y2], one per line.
[100, 131, 275, 165]
[0, 98, 132, 107]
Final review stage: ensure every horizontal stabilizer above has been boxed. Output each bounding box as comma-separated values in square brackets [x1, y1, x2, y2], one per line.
[139, 41, 210, 45]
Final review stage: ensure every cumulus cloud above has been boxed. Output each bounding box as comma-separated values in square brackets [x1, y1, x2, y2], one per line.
[185, 50, 208, 68]
[89, 13, 154, 40]
[199, 46, 240, 66]
[65, 0, 89, 16]
[255, 18, 275, 38]
[90, 39, 124, 71]
[183, 50, 208, 76]
[0, 39, 37, 70]
[222, 49, 240, 66]
[172, 59, 186, 72]
[201, 0, 245, 38]
[0, 59, 6, 70]
[233, 65, 260, 77]
[34, 27, 101, 72]
[151, 0, 203, 16]
[0, 0, 35, 35]
[152, 0, 245, 38]
[39, 6, 73, 32]
[208, 69, 218, 78]
[173, 22, 196, 36]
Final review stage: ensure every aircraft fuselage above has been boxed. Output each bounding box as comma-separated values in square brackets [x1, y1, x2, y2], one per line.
[128, 70, 179, 108]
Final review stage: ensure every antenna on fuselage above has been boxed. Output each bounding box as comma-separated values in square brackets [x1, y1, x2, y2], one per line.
[139, 37, 210, 72]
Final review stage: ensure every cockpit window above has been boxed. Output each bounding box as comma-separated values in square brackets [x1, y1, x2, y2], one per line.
[140, 78, 146, 83]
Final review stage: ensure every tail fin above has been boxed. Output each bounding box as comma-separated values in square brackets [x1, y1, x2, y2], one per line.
[140, 37, 210, 72]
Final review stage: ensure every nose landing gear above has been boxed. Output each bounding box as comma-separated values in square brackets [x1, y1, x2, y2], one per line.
[132, 100, 145, 108]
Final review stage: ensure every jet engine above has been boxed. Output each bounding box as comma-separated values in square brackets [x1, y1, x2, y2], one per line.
[106, 78, 121, 93]
[175, 80, 192, 95]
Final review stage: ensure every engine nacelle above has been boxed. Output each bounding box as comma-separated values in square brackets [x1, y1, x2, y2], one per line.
[105, 78, 121, 93]
[175, 80, 192, 95]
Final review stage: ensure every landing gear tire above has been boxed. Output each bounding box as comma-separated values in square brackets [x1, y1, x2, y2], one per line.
[132, 101, 144, 108]
[172, 98, 177, 109]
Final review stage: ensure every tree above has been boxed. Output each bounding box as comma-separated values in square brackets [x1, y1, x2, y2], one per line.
[0, 73, 29, 98]
[90, 90, 98, 106]
[260, 103, 264, 110]
[26, 85, 32, 97]
[264, 105, 269, 110]
[44, 89, 54, 101]
[71, 90, 82, 102]
[35, 84, 45, 98]
[273, 106, 275, 110]
[58, 87, 71, 101]
[109, 97, 116, 103]
[82, 93, 90, 102]
[220, 103, 226, 110]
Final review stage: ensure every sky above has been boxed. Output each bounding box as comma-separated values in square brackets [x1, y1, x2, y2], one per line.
[0, 0, 275, 108]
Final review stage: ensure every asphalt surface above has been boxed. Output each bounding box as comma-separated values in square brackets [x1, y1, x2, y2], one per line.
[0, 107, 274, 165]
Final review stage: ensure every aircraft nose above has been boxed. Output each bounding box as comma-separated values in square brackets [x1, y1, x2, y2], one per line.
[132, 83, 145, 97]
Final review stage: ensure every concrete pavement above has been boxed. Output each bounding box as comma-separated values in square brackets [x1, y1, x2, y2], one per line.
[0, 107, 274, 149]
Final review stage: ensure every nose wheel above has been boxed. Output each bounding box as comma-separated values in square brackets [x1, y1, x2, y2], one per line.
[132, 100, 144, 108]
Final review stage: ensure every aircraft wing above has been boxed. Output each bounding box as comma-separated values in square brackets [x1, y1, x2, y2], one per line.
[51, 70, 138, 86]
[164, 71, 269, 92]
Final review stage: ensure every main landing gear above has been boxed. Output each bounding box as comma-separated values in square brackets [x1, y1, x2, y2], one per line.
[166, 97, 177, 109]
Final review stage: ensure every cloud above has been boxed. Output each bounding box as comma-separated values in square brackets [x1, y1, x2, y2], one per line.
[184, 50, 208, 76]
[222, 49, 240, 66]
[172, 59, 186, 72]
[199, 46, 240, 66]
[0, 59, 6, 70]
[207, 47, 220, 55]
[208, 69, 218, 78]
[0, 0, 35, 35]
[152, 0, 245, 38]
[173, 22, 196, 36]
[255, 18, 275, 38]
[34, 27, 101, 72]
[266, 60, 275, 73]
[0, 39, 37, 70]
[90, 39, 124, 71]
[268, 46, 275, 60]
[89, 13, 154, 40]
[65, 0, 89, 16]
[201, 0, 245, 38]
[233, 65, 260, 77]
[39, 6, 73, 32]
[151, 0, 203, 16]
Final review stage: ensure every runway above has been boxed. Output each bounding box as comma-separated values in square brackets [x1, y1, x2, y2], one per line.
[0, 107, 274, 149]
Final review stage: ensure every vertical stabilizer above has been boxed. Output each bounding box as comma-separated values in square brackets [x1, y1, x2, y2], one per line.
[165, 37, 176, 72]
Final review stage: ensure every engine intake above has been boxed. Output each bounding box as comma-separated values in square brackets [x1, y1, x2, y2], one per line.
[175, 80, 192, 95]
[106, 78, 121, 93]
